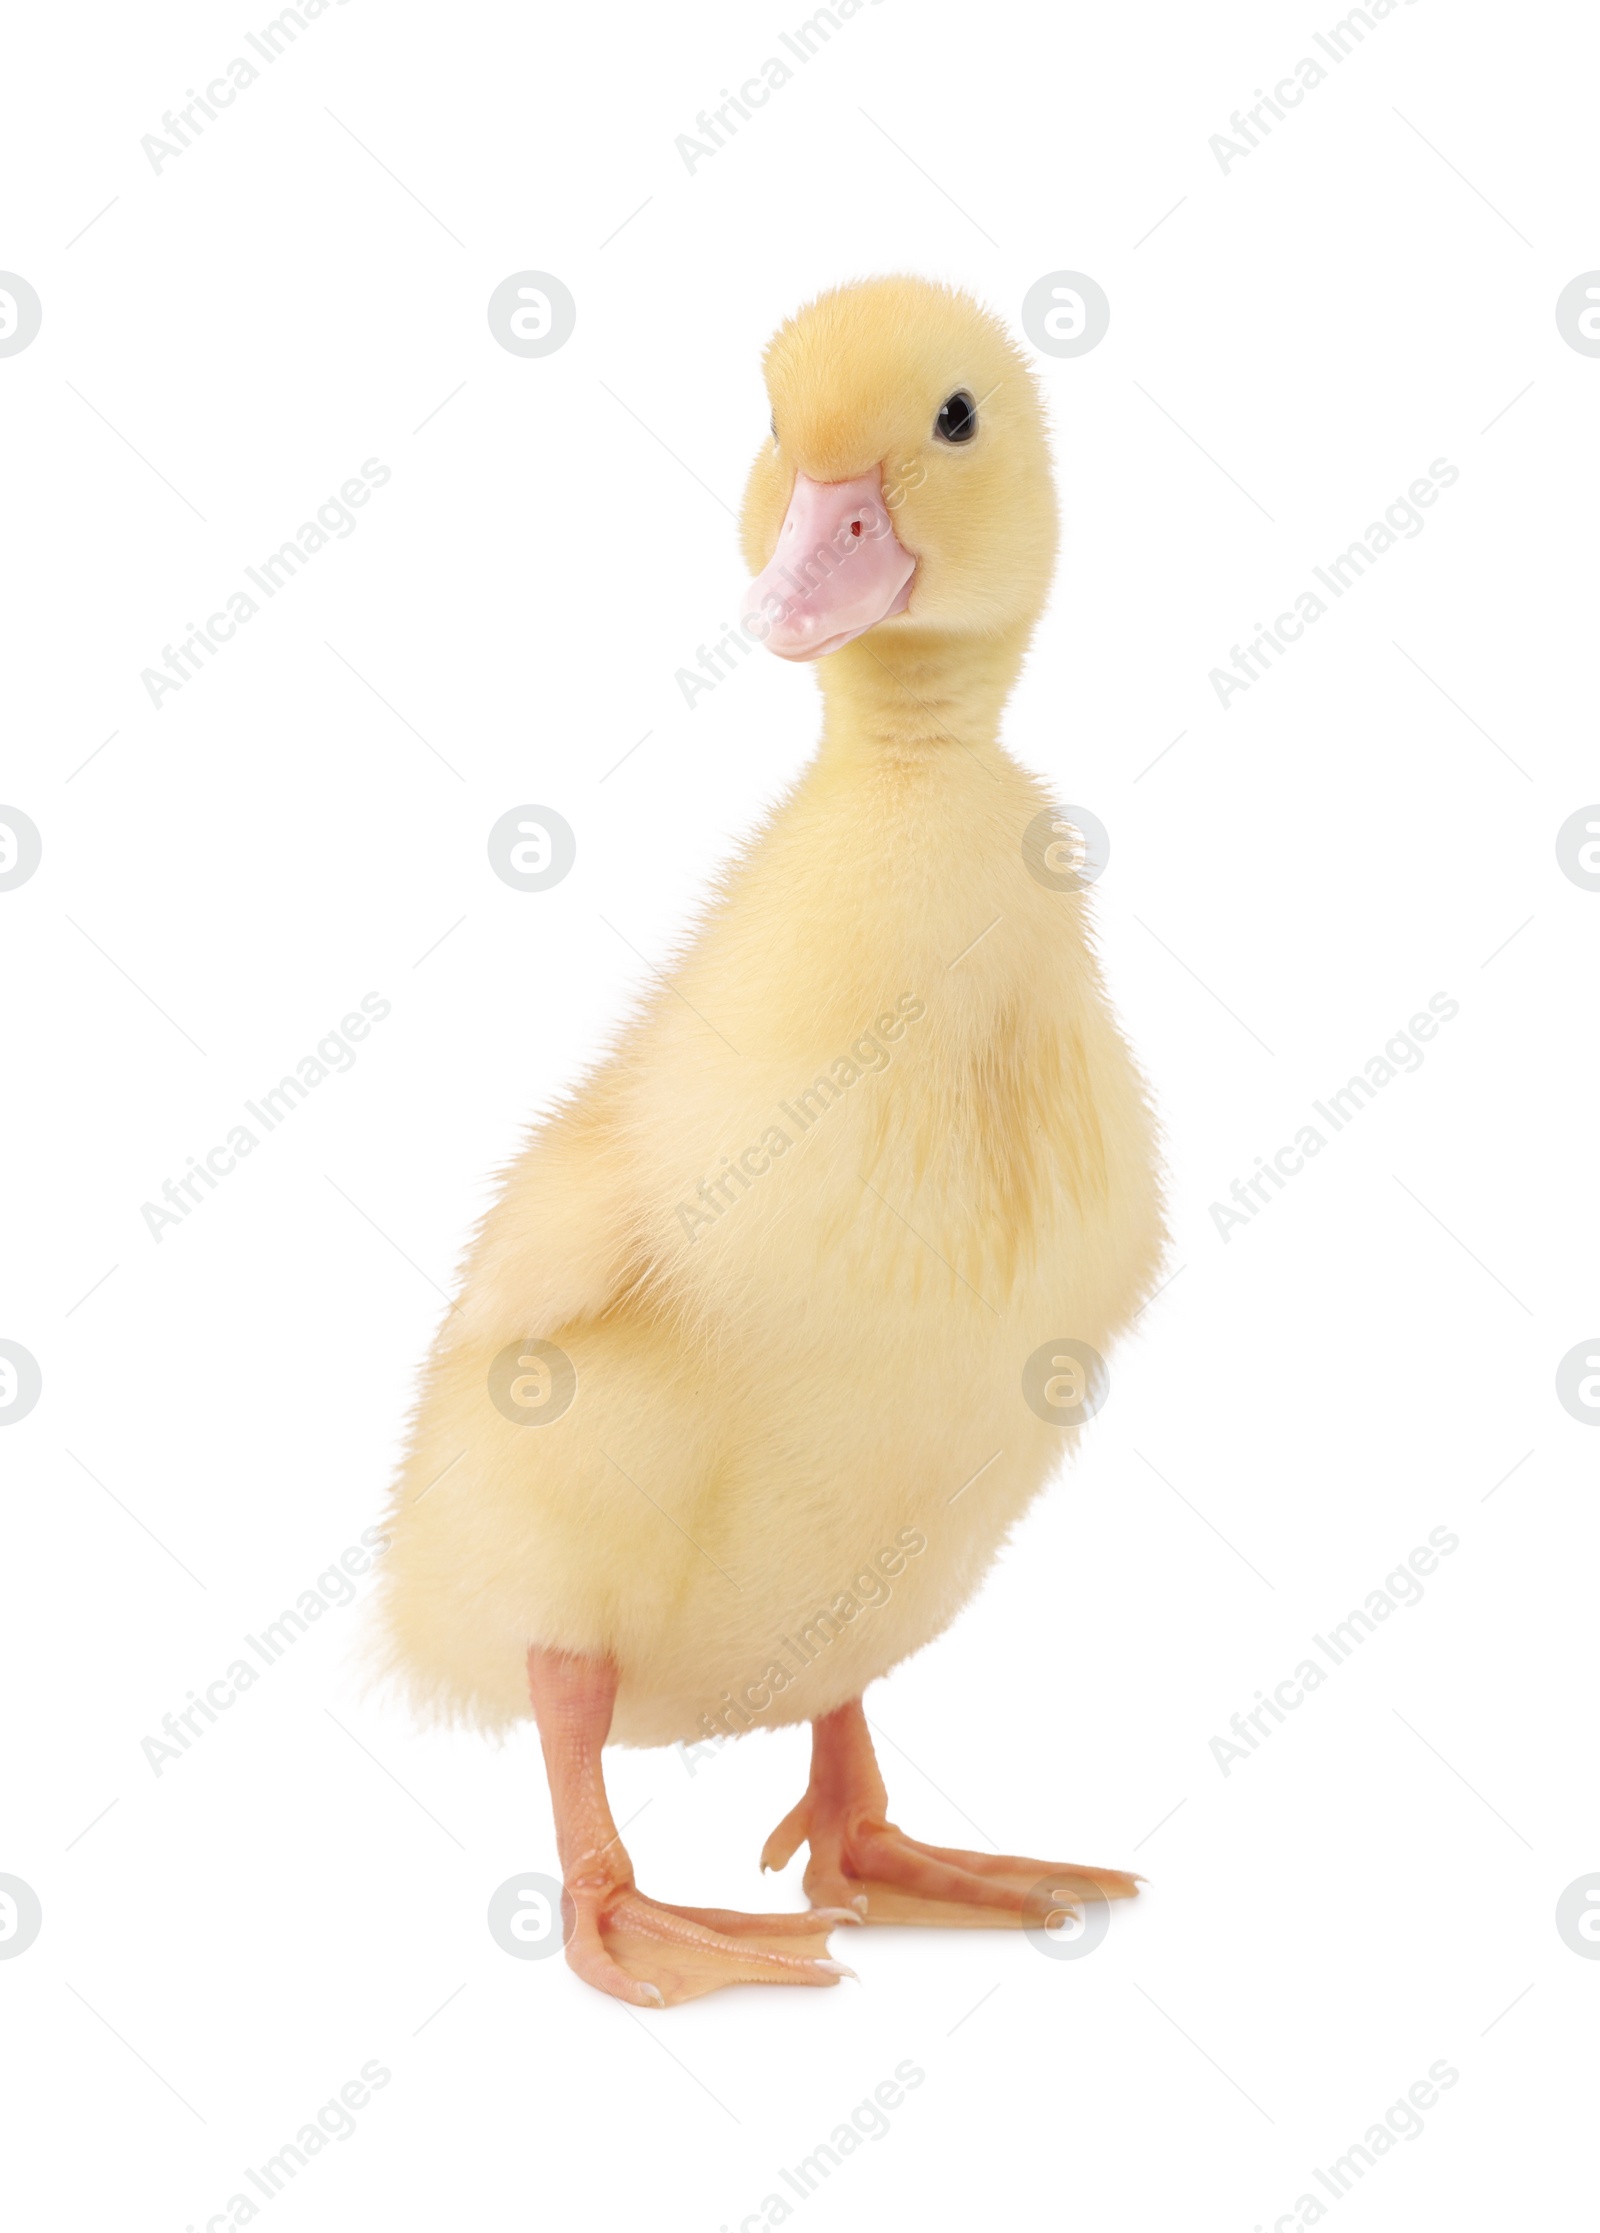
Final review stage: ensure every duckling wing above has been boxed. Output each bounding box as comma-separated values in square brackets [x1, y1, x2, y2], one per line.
[448, 1067, 642, 1350]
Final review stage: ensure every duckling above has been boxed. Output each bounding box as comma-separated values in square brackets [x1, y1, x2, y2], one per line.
[375, 276, 1165, 2007]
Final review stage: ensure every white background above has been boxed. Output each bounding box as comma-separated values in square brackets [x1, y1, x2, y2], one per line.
[2, 1, 1596, 2227]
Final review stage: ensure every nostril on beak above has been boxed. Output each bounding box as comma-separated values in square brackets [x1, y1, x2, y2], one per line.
[743, 468, 914, 659]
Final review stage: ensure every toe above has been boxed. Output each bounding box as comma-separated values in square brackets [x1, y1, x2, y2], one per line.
[565, 1915, 675, 2008]
[910, 1848, 1151, 1902]
[832, 1827, 1140, 1930]
[855, 1829, 1031, 1918]
[911, 1843, 1142, 1904]
[661, 1900, 861, 1939]
[759, 1797, 811, 1874]
[589, 1891, 855, 2006]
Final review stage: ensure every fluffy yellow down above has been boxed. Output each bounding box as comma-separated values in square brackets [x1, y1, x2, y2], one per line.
[372, 277, 1165, 1748]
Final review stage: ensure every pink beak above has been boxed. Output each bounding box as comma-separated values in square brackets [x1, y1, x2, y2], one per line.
[742, 468, 916, 661]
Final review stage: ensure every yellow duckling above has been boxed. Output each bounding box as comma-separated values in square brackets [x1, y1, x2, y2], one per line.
[375, 275, 1165, 2006]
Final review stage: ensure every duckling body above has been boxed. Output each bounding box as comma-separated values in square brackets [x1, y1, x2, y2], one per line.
[380, 727, 1160, 1744]
[377, 277, 1164, 2004]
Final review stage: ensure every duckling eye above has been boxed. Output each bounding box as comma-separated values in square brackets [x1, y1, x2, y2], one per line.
[934, 391, 976, 444]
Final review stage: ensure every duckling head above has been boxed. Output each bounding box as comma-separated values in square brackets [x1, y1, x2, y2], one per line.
[740, 277, 1058, 692]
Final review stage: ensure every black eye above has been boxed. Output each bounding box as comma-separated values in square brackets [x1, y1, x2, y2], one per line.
[934, 391, 976, 443]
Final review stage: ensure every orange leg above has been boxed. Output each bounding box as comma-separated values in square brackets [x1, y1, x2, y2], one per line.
[527, 1646, 857, 2007]
[762, 1698, 1141, 1929]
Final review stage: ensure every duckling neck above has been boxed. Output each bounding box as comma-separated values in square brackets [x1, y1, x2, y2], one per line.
[815, 624, 1031, 757]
